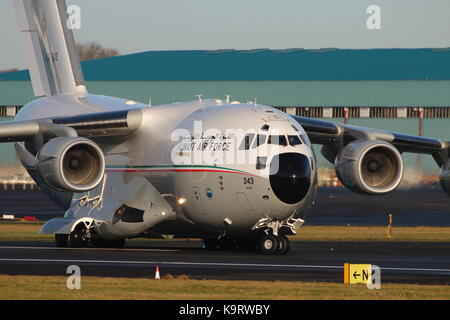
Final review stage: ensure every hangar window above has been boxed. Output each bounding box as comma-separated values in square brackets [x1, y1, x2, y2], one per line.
[239, 134, 255, 150]
[268, 135, 288, 146]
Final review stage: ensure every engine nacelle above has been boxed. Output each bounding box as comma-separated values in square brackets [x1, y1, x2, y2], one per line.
[37, 137, 105, 192]
[439, 160, 450, 196]
[335, 140, 403, 195]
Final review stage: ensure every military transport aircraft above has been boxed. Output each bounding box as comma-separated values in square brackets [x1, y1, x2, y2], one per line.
[2, 0, 449, 254]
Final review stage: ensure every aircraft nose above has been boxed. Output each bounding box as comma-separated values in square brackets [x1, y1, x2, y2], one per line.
[269, 153, 311, 204]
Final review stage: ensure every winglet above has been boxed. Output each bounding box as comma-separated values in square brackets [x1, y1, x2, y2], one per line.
[13, 0, 87, 97]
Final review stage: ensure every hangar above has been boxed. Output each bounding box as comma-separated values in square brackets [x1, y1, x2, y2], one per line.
[1, 48, 450, 172]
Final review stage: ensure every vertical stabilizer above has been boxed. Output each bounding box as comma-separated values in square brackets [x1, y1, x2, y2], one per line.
[13, 0, 87, 97]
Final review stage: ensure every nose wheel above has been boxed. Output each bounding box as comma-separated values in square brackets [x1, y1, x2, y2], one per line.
[277, 235, 290, 255]
[259, 234, 290, 255]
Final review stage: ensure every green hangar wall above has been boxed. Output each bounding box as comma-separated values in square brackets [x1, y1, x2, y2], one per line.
[1, 48, 450, 173]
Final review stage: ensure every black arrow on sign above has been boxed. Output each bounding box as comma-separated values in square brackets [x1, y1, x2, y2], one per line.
[353, 271, 361, 279]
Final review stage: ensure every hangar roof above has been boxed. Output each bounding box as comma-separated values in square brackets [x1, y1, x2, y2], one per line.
[2, 48, 450, 81]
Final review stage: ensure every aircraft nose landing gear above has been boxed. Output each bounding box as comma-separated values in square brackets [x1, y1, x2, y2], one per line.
[259, 233, 290, 255]
[253, 216, 303, 255]
[260, 234, 278, 255]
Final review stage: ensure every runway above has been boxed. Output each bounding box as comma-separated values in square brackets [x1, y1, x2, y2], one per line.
[1, 184, 450, 284]
[1, 184, 449, 225]
[1, 240, 450, 284]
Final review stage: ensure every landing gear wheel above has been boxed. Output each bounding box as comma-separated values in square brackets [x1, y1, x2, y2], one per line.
[67, 231, 84, 248]
[55, 234, 68, 247]
[67, 231, 83, 248]
[67, 224, 89, 248]
[277, 235, 290, 255]
[260, 234, 279, 255]
[204, 237, 219, 250]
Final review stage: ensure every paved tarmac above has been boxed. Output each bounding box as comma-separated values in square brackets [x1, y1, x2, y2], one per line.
[0, 240, 449, 284]
[1, 184, 449, 226]
[1, 184, 449, 284]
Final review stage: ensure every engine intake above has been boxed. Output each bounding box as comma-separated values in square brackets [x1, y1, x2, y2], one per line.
[37, 137, 105, 192]
[335, 140, 403, 195]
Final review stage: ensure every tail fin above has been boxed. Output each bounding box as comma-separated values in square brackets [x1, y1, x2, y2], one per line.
[13, 0, 87, 97]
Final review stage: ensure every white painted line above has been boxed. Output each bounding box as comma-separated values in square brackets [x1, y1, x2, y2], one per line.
[381, 266, 450, 273]
[0, 258, 343, 269]
[0, 258, 449, 274]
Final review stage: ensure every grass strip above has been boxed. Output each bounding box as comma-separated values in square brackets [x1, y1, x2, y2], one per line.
[1, 275, 449, 300]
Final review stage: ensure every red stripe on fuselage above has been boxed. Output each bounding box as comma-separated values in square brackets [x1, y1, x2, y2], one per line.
[105, 168, 257, 176]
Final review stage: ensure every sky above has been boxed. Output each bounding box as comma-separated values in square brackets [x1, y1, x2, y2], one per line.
[1, 0, 450, 70]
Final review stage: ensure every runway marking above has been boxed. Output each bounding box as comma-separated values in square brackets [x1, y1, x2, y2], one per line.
[0, 258, 342, 269]
[0, 258, 449, 274]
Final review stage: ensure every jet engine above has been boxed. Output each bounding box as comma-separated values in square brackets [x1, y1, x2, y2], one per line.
[335, 140, 403, 195]
[37, 137, 105, 192]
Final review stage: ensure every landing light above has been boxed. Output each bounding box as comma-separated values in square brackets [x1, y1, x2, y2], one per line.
[177, 197, 187, 205]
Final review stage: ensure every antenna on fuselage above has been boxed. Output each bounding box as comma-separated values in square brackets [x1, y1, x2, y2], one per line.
[247, 98, 258, 105]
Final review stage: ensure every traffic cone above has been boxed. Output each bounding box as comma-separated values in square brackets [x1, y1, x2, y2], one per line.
[155, 265, 160, 280]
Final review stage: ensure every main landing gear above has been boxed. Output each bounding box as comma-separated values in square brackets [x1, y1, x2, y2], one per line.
[54, 223, 125, 248]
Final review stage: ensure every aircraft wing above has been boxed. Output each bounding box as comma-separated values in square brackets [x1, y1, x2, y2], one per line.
[292, 115, 450, 167]
[0, 108, 143, 143]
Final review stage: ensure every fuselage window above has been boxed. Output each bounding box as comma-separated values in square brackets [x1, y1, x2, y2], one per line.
[239, 133, 256, 150]
[268, 135, 287, 146]
[288, 135, 302, 146]
[252, 134, 267, 148]
[256, 156, 268, 169]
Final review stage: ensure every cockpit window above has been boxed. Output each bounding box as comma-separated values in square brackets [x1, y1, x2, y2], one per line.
[252, 134, 267, 148]
[239, 133, 256, 150]
[300, 134, 311, 146]
[288, 135, 302, 146]
[268, 135, 287, 146]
